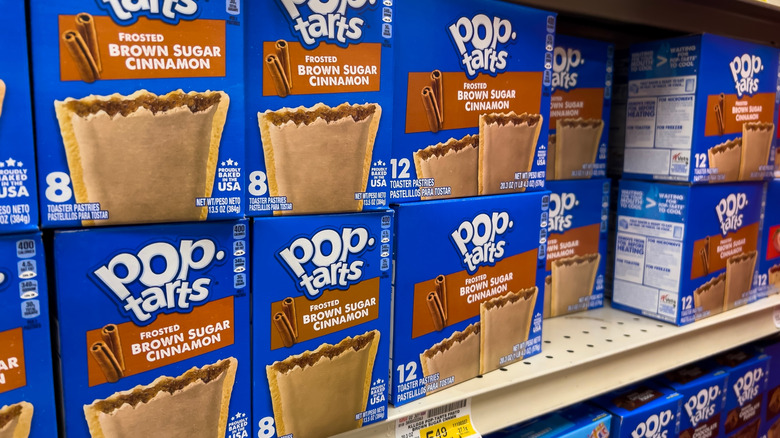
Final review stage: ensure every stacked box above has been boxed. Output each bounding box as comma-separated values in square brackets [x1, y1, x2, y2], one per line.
[757, 180, 780, 299]
[656, 362, 728, 438]
[0, 233, 58, 437]
[754, 337, 780, 438]
[30, 1, 245, 228]
[547, 35, 613, 181]
[485, 403, 611, 438]
[0, 0, 39, 233]
[52, 220, 250, 437]
[594, 382, 683, 438]
[245, 1, 392, 216]
[713, 349, 769, 438]
[624, 34, 780, 183]
[390, 0, 554, 202]
[612, 180, 764, 325]
[392, 192, 548, 406]
[251, 212, 393, 437]
[544, 179, 610, 317]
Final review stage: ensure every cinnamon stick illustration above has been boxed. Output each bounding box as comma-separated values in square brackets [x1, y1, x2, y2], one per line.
[426, 275, 448, 331]
[266, 54, 290, 97]
[275, 40, 292, 90]
[101, 324, 125, 371]
[273, 297, 298, 347]
[90, 341, 124, 383]
[62, 30, 100, 83]
[75, 13, 102, 73]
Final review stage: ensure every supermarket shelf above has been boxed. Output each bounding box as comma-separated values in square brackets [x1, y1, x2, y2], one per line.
[508, 0, 780, 46]
[337, 296, 780, 438]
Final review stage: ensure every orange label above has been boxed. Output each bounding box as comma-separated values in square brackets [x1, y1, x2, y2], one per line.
[0, 328, 26, 394]
[704, 93, 775, 136]
[691, 223, 759, 279]
[411, 251, 537, 338]
[59, 15, 226, 81]
[87, 297, 234, 387]
[546, 224, 601, 270]
[549, 88, 605, 128]
[405, 71, 543, 134]
[262, 42, 381, 96]
[270, 278, 380, 350]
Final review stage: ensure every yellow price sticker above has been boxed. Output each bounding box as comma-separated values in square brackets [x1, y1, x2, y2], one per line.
[419, 414, 479, 438]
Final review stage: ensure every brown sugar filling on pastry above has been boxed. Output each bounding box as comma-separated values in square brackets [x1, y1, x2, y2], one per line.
[482, 288, 536, 311]
[558, 118, 603, 128]
[421, 323, 481, 358]
[0, 404, 22, 429]
[265, 103, 377, 126]
[481, 112, 541, 127]
[65, 92, 222, 117]
[91, 359, 232, 414]
[415, 134, 479, 160]
[269, 331, 377, 374]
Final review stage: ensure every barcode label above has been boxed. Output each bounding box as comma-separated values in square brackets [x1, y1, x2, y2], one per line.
[396, 398, 475, 438]
[427, 400, 468, 418]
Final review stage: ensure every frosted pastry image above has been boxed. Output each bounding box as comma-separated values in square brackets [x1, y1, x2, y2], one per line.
[266, 330, 379, 438]
[54, 89, 229, 226]
[739, 121, 774, 180]
[258, 102, 381, 215]
[693, 273, 725, 320]
[83, 358, 237, 438]
[543, 275, 552, 318]
[413, 134, 478, 200]
[708, 138, 742, 182]
[479, 287, 537, 374]
[769, 264, 780, 291]
[724, 251, 757, 311]
[552, 118, 603, 180]
[546, 134, 556, 180]
[769, 418, 780, 438]
[420, 323, 480, 395]
[479, 112, 542, 195]
[549, 254, 600, 317]
[0, 79, 5, 119]
[0, 402, 33, 438]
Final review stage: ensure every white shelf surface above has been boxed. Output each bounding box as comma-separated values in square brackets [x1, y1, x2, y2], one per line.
[338, 296, 780, 438]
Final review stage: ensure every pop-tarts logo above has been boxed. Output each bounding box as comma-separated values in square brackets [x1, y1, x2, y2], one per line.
[92, 239, 225, 325]
[631, 410, 674, 438]
[734, 368, 764, 406]
[730, 54, 764, 98]
[277, 0, 377, 48]
[278, 227, 375, 300]
[684, 386, 721, 426]
[715, 193, 747, 236]
[552, 46, 582, 90]
[451, 212, 513, 274]
[97, 0, 201, 25]
[449, 14, 517, 79]
[548, 193, 578, 232]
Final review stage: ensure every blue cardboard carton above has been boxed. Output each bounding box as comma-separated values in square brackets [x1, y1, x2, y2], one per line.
[252, 211, 393, 437]
[245, 0, 392, 216]
[0, 233, 58, 437]
[544, 178, 610, 317]
[753, 337, 780, 438]
[389, 0, 554, 202]
[594, 382, 683, 438]
[548, 35, 614, 181]
[52, 220, 250, 437]
[623, 34, 780, 184]
[656, 362, 729, 438]
[0, 1, 39, 233]
[31, 0, 245, 228]
[392, 192, 548, 406]
[612, 180, 764, 325]
[713, 348, 769, 438]
[756, 180, 780, 299]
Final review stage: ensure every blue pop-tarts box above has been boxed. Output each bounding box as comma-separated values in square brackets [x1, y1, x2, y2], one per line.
[485, 403, 611, 438]
[656, 362, 729, 438]
[544, 178, 610, 318]
[0, 1, 39, 234]
[623, 34, 780, 184]
[548, 35, 613, 181]
[594, 382, 683, 438]
[712, 348, 769, 438]
[251, 211, 393, 437]
[52, 220, 250, 438]
[391, 192, 548, 406]
[752, 337, 780, 438]
[756, 180, 780, 299]
[612, 180, 764, 325]
[31, 1, 245, 228]
[0, 233, 58, 437]
[389, 0, 554, 203]
[245, 1, 392, 216]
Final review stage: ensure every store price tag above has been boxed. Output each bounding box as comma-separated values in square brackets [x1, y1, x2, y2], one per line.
[395, 399, 481, 438]
[773, 306, 780, 328]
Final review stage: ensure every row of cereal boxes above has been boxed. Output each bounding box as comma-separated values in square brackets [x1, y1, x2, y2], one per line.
[3, 177, 780, 437]
[2, 0, 780, 233]
[487, 341, 780, 438]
